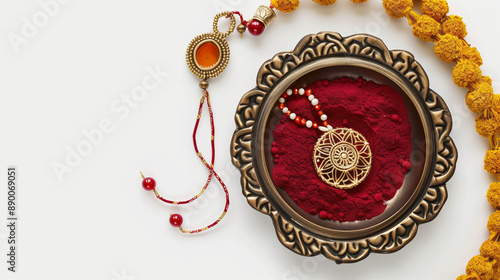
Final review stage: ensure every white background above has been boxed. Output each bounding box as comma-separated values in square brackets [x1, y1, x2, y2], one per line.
[0, 0, 499, 279]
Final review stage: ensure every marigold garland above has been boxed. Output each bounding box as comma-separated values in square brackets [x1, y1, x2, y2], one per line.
[434, 33, 466, 63]
[465, 255, 495, 280]
[466, 82, 493, 113]
[312, 0, 337, 5]
[271, 0, 300, 12]
[462, 46, 483, 66]
[421, 0, 449, 22]
[412, 15, 440, 42]
[268, 0, 500, 278]
[453, 59, 482, 88]
[442, 15, 467, 38]
[382, 0, 413, 18]
[480, 240, 500, 260]
[488, 210, 500, 234]
[487, 182, 500, 209]
[485, 150, 500, 176]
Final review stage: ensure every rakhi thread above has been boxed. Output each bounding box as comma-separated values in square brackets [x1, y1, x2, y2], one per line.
[141, 90, 229, 234]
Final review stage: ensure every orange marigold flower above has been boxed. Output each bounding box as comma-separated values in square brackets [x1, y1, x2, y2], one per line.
[487, 182, 500, 209]
[466, 82, 493, 113]
[476, 117, 500, 138]
[466, 255, 495, 280]
[421, 0, 449, 22]
[312, 0, 337, 5]
[382, 0, 413, 18]
[461, 46, 483, 66]
[434, 34, 466, 63]
[452, 59, 482, 88]
[442, 15, 467, 38]
[271, 0, 300, 12]
[483, 76, 493, 85]
[487, 210, 500, 234]
[412, 15, 440, 42]
[485, 150, 500, 175]
[494, 262, 500, 280]
[480, 240, 500, 260]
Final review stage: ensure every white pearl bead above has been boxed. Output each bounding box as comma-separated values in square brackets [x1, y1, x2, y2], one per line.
[298, 88, 305, 95]
[286, 89, 293, 96]
[282, 107, 288, 113]
[311, 99, 319, 106]
[320, 114, 327, 121]
[279, 97, 285, 104]
[290, 113, 296, 120]
[308, 95, 315, 101]
[306, 120, 312, 128]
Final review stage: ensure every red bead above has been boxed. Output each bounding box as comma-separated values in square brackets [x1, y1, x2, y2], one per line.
[301, 119, 306, 126]
[295, 116, 301, 124]
[282, 93, 288, 98]
[312, 123, 318, 129]
[314, 105, 320, 111]
[169, 214, 183, 227]
[323, 121, 328, 127]
[319, 210, 328, 219]
[279, 103, 285, 109]
[142, 177, 156, 191]
[294, 88, 298, 95]
[247, 19, 265, 36]
[318, 111, 323, 116]
[286, 111, 291, 116]
[305, 89, 312, 96]
[402, 161, 412, 170]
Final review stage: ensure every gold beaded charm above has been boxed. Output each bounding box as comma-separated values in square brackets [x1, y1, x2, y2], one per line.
[186, 12, 235, 87]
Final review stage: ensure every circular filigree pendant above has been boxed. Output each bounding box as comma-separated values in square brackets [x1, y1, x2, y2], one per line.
[313, 128, 372, 190]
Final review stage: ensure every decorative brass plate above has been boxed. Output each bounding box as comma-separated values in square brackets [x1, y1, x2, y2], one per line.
[231, 32, 457, 263]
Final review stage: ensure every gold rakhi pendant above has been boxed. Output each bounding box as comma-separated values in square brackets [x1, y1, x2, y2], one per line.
[186, 11, 235, 88]
[313, 128, 372, 190]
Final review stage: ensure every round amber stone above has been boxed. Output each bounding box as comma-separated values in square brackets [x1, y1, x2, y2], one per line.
[196, 42, 220, 69]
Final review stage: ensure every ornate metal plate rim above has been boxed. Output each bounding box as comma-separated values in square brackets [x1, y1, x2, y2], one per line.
[230, 32, 457, 263]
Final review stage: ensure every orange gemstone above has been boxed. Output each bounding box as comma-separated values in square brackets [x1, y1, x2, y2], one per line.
[196, 42, 220, 69]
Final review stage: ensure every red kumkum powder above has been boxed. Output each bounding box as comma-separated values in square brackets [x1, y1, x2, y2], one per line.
[272, 77, 412, 222]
